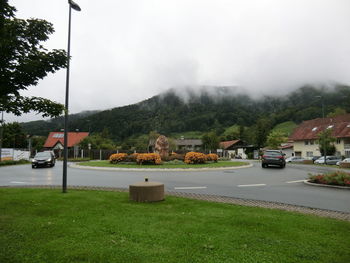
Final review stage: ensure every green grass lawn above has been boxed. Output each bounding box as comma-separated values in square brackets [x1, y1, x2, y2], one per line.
[78, 160, 248, 169]
[1, 188, 349, 263]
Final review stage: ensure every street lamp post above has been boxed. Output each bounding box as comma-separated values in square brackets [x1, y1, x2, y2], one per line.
[0, 111, 4, 162]
[316, 96, 326, 165]
[63, 0, 81, 193]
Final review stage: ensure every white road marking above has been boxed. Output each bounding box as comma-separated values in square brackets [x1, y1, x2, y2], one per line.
[174, 186, 207, 190]
[237, 184, 266, 187]
[10, 181, 30, 184]
[286, 180, 306, 184]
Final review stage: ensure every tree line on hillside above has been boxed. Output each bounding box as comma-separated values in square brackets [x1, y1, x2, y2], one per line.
[20, 85, 350, 148]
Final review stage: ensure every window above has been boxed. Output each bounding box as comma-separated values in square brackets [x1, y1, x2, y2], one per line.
[306, 152, 313, 157]
[345, 150, 350, 158]
[336, 139, 341, 144]
[310, 140, 314, 145]
[53, 133, 64, 138]
[304, 141, 309, 145]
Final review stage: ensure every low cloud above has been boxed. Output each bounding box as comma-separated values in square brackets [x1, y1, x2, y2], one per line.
[6, 0, 350, 122]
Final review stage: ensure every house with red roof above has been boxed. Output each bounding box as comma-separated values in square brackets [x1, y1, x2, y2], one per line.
[43, 132, 89, 150]
[219, 139, 249, 158]
[289, 114, 350, 158]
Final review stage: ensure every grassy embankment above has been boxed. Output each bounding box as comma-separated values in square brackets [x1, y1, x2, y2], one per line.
[78, 160, 248, 169]
[1, 188, 349, 263]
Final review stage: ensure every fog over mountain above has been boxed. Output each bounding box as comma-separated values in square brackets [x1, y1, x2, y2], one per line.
[5, 0, 350, 123]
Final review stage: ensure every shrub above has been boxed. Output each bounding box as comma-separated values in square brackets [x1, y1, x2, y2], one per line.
[124, 153, 139, 163]
[184, 152, 207, 164]
[109, 153, 127, 164]
[206, 153, 218, 162]
[136, 153, 162, 165]
[162, 153, 185, 162]
[308, 171, 350, 187]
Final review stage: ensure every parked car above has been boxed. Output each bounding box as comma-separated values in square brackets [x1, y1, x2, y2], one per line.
[285, 156, 305, 163]
[311, 156, 321, 163]
[336, 158, 350, 166]
[314, 156, 343, 165]
[32, 151, 56, 168]
[261, 150, 286, 168]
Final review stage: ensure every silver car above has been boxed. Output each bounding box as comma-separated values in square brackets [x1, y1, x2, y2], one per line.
[314, 156, 342, 165]
[336, 158, 350, 166]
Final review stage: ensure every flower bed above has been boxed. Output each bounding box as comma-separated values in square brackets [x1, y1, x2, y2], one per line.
[184, 152, 207, 164]
[206, 153, 218, 162]
[308, 171, 350, 187]
[136, 153, 162, 165]
[109, 153, 128, 164]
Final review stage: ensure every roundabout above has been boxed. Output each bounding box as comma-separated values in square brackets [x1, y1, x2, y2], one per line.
[1, 161, 349, 214]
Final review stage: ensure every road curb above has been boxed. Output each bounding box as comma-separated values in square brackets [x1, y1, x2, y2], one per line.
[303, 180, 350, 190]
[1, 185, 349, 221]
[69, 162, 253, 172]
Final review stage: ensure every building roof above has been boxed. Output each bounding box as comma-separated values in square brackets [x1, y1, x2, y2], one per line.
[220, 140, 241, 150]
[175, 139, 202, 146]
[44, 132, 89, 148]
[278, 143, 294, 150]
[289, 114, 350, 141]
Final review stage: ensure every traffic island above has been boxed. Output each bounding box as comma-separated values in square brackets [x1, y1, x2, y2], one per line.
[129, 178, 165, 202]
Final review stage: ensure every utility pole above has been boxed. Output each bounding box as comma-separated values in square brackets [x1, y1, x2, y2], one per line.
[0, 112, 4, 162]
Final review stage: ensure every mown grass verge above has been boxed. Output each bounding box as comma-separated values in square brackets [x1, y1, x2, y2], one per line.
[78, 160, 248, 169]
[0, 159, 29, 166]
[1, 188, 349, 263]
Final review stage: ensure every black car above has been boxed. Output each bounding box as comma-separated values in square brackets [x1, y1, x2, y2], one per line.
[32, 151, 56, 168]
[261, 150, 286, 168]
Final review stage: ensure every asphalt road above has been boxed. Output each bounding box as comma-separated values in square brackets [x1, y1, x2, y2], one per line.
[1, 161, 349, 213]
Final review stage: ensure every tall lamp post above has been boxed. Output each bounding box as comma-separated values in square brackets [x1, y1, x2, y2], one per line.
[316, 96, 326, 165]
[0, 111, 4, 162]
[63, 0, 81, 193]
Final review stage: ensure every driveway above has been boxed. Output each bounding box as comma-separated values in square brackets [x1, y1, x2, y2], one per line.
[0, 161, 349, 213]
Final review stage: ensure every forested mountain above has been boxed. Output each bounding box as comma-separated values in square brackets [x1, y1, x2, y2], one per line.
[21, 85, 350, 144]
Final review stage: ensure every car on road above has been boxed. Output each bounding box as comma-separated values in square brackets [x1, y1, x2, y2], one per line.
[261, 150, 286, 168]
[32, 151, 56, 168]
[311, 156, 321, 163]
[336, 158, 350, 166]
[285, 156, 305, 163]
[314, 156, 343, 165]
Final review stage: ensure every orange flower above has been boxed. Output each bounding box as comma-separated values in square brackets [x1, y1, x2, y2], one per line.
[109, 153, 127, 164]
[184, 152, 207, 164]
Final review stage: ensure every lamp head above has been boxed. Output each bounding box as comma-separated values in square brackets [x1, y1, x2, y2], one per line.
[68, 0, 81, 11]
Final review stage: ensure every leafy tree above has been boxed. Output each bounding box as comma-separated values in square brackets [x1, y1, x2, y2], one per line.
[2, 122, 27, 148]
[317, 129, 336, 156]
[221, 125, 239, 140]
[266, 130, 288, 149]
[79, 133, 115, 150]
[253, 118, 273, 148]
[31, 136, 46, 151]
[201, 131, 220, 151]
[0, 0, 67, 117]
[327, 107, 347, 118]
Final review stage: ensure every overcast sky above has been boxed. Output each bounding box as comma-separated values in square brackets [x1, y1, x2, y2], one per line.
[5, 0, 350, 122]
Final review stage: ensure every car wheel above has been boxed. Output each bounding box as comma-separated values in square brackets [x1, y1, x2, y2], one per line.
[32, 165, 35, 169]
[262, 163, 266, 168]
